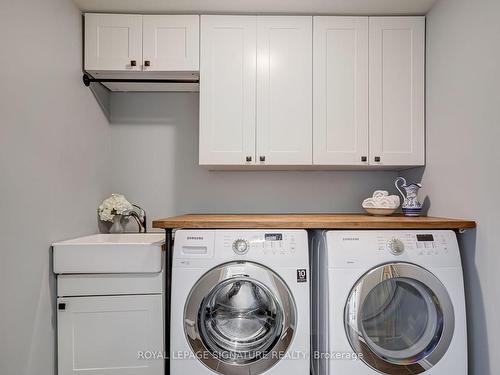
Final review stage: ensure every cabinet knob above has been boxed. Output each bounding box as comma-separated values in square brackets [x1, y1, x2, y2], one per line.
[246, 156, 252, 162]
[58, 303, 66, 310]
[144, 60, 151, 67]
[130, 60, 137, 67]
[259, 156, 266, 162]
[361, 156, 367, 162]
[374, 156, 381, 162]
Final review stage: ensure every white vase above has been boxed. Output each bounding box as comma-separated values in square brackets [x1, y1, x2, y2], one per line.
[109, 215, 126, 233]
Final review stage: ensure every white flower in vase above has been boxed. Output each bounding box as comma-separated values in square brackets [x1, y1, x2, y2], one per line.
[98, 193, 133, 223]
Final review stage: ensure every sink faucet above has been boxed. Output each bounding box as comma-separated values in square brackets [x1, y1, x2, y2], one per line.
[123, 205, 147, 233]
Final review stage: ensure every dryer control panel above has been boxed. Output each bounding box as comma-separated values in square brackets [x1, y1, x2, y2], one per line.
[376, 232, 452, 256]
[328, 230, 462, 269]
[221, 231, 299, 257]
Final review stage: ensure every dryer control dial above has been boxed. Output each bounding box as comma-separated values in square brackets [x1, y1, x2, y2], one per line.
[387, 238, 405, 255]
[232, 239, 249, 255]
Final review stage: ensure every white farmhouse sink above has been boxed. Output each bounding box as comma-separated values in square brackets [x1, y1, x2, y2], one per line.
[53, 233, 165, 274]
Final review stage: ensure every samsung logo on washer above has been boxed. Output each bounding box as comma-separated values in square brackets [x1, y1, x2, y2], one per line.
[342, 237, 360, 241]
[187, 236, 204, 240]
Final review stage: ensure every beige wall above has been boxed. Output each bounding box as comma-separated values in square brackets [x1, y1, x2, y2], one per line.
[0, 0, 110, 374]
[403, 0, 500, 373]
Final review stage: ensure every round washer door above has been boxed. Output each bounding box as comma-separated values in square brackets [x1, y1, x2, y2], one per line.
[345, 262, 454, 374]
[184, 261, 296, 375]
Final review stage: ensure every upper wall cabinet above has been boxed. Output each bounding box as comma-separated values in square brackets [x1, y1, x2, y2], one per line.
[256, 17, 313, 165]
[199, 15, 312, 166]
[142, 15, 199, 72]
[313, 17, 369, 166]
[369, 17, 425, 167]
[84, 14, 199, 75]
[85, 14, 143, 72]
[199, 16, 257, 165]
[313, 16, 425, 167]
[199, 15, 424, 168]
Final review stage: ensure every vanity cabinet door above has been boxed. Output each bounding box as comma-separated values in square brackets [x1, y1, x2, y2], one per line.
[256, 16, 313, 165]
[57, 295, 163, 375]
[84, 14, 143, 72]
[142, 15, 199, 72]
[369, 17, 425, 166]
[313, 17, 369, 166]
[199, 16, 257, 165]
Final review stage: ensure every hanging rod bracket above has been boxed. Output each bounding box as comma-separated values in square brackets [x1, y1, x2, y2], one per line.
[83, 74, 92, 87]
[82, 73, 199, 87]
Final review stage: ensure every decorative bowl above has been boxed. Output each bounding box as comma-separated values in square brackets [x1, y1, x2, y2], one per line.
[363, 207, 398, 216]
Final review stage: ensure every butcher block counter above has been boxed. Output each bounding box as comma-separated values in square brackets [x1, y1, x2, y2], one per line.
[152, 214, 476, 230]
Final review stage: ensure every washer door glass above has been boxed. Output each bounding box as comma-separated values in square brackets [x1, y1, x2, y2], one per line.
[184, 262, 296, 375]
[199, 278, 283, 363]
[345, 263, 454, 374]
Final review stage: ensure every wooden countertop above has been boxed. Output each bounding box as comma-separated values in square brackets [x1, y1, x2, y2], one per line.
[152, 214, 476, 230]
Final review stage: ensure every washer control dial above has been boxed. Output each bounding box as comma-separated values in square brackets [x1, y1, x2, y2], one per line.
[387, 238, 405, 255]
[232, 239, 249, 255]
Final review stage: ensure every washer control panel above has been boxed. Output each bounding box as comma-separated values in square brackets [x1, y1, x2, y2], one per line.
[232, 239, 249, 255]
[174, 230, 309, 268]
[222, 232, 298, 256]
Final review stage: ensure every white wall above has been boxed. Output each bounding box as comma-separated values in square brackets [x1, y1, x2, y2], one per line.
[403, 0, 500, 373]
[74, 0, 438, 15]
[0, 0, 110, 374]
[109, 92, 398, 229]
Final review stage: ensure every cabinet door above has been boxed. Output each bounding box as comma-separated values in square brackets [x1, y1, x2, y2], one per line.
[143, 15, 199, 72]
[369, 17, 425, 166]
[199, 16, 257, 165]
[313, 17, 369, 165]
[58, 295, 163, 375]
[85, 14, 142, 72]
[256, 16, 313, 165]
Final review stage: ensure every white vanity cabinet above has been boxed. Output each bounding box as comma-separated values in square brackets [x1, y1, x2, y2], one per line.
[85, 13, 199, 75]
[54, 234, 165, 375]
[57, 293, 163, 375]
[199, 15, 313, 166]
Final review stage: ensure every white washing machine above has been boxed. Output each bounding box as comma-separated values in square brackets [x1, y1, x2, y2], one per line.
[171, 230, 310, 375]
[310, 230, 467, 375]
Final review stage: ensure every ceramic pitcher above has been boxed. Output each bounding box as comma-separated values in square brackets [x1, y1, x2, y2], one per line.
[395, 177, 423, 217]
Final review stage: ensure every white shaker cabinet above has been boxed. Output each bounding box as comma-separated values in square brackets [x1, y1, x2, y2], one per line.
[199, 16, 257, 165]
[369, 17, 425, 166]
[85, 14, 199, 74]
[199, 16, 313, 166]
[143, 15, 199, 72]
[313, 17, 369, 166]
[84, 14, 143, 72]
[256, 17, 313, 165]
[57, 295, 163, 375]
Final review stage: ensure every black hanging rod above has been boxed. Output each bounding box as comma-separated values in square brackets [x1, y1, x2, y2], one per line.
[82, 73, 199, 87]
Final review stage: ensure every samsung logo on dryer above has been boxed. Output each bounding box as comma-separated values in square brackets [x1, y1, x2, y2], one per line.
[342, 237, 360, 241]
[187, 236, 204, 240]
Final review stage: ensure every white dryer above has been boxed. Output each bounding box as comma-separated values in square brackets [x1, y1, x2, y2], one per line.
[310, 230, 467, 375]
[171, 230, 310, 375]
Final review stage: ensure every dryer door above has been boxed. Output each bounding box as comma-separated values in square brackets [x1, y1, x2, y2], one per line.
[345, 262, 454, 374]
[184, 261, 296, 375]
